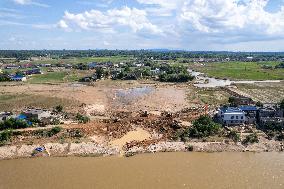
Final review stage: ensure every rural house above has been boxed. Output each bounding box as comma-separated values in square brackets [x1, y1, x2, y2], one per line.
[217, 107, 245, 125]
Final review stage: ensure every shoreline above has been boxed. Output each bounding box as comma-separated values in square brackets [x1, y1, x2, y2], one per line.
[1, 141, 283, 160]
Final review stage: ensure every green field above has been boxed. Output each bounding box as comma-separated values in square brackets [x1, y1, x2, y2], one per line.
[28, 71, 85, 84]
[30, 56, 132, 65]
[190, 61, 284, 80]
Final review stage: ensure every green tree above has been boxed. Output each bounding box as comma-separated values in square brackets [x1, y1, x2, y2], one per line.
[186, 115, 221, 138]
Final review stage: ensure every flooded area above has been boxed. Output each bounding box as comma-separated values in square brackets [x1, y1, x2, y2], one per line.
[0, 152, 283, 189]
[114, 86, 154, 105]
[189, 70, 282, 88]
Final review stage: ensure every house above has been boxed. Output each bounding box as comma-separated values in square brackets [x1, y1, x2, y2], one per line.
[150, 68, 160, 75]
[259, 117, 284, 129]
[22, 109, 52, 120]
[10, 75, 27, 81]
[88, 62, 97, 69]
[0, 112, 13, 122]
[258, 104, 283, 118]
[239, 106, 258, 124]
[24, 68, 42, 75]
[217, 107, 245, 125]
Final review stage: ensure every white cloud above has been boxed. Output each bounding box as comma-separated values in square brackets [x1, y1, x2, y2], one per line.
[12, 0, 49, 8]
[57, 20, 69, 29]
[58, 6, 163, 34]
[179, 0, 284, 35]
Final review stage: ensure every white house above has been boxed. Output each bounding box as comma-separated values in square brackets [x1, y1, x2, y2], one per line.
[218, 107, 245, 125]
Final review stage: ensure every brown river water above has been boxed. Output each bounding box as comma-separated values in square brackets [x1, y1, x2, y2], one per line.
[0, 152, 283, 189]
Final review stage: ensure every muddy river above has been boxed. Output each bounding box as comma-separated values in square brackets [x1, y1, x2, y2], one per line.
[0, 152, 283, 189]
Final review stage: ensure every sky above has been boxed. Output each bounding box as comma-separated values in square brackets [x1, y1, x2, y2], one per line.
[0, 0, 284, 51]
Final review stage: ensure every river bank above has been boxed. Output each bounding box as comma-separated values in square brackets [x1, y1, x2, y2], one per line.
[0, 139, 283, 160]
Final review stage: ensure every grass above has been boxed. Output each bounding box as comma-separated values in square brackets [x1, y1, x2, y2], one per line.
[28, 72, 67, 84]
[190, 61, 284, 80]
[0, 93, 79, 112]
[30, 56, 132, 65]
[235, 82, 284, 103]
[194, 88, 230, 105]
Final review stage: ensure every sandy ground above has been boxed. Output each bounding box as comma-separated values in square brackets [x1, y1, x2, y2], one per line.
[0, 81, 191, 113]
[110, 128, 151, 150]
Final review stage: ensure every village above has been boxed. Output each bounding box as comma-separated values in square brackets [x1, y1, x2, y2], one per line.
[0, 51, 284, 159]
[0, 82, 283, 159]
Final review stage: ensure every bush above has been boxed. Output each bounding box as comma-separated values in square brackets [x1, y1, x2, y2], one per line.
[186, 145, 194, 151]
[0, 118, 29, 131]
[183, 115, 221, 139]
[76, 113, 90, 124]
[47, 126, 62, 137]
[242, 133, 259, 145]
[228, 130, 240, 143]
[0, 130, 13, 145]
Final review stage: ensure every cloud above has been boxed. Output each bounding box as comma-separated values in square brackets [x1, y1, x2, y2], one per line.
[58, 6, 163, 34]
[135, 0, 284, 45]
[179, 0, 284, 35]
[12, 0, 50, 8]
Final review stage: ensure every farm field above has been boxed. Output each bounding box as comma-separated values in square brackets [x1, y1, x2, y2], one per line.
[189, 61, 284, 80]
[232, 81, 284, 103]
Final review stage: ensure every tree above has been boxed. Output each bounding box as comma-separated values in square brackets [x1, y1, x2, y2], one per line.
[186, 115, 221, 138]
[95, 67, 104, 79]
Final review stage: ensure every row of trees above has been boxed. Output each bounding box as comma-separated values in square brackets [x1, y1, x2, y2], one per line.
[1, 50, 284, 60]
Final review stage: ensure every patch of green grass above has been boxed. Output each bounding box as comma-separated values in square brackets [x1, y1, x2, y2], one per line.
[28, 72, 67, 84]
[191, 61, 284, 80]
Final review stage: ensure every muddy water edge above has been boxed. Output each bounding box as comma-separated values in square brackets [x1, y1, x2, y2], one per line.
[0, 152, 283, 189]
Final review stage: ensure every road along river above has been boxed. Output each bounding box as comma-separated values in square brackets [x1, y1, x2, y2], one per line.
[0, 152, 283, 189]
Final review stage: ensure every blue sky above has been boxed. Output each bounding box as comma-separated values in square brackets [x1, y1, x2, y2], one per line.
[0, 0, 284, 51]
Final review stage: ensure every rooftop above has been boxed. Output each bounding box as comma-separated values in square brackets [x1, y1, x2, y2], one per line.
[220, 107, 244, 113]
[239, 106, 258, 111]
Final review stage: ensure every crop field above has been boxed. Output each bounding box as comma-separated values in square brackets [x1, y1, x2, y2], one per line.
[232, 82, 284, 103]
[189, 61, 284, 80]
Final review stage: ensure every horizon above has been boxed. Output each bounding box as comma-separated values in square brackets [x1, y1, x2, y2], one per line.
[1, 0, 284, 51]
[1, 49, 284, 53]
